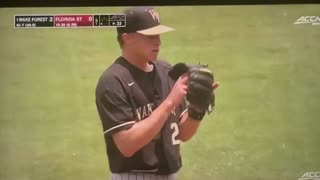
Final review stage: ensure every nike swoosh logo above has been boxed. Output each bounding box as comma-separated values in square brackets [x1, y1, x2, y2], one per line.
[128, 82, 135, 86]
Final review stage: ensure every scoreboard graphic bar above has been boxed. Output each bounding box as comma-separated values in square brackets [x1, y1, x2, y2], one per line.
[14, 14, 126, 28]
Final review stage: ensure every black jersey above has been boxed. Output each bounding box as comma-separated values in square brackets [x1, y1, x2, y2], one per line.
[95, 57, 187, 175]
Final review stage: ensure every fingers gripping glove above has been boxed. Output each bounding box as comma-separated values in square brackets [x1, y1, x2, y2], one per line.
[168, 63, 215, 121]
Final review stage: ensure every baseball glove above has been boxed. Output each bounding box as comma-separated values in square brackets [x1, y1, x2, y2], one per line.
[168, 63, 215, 121]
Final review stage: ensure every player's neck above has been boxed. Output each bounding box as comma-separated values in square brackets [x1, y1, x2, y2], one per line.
[122, 51, 153, 72]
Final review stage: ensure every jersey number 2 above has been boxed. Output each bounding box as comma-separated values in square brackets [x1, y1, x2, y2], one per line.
[171, 122, 181, 145]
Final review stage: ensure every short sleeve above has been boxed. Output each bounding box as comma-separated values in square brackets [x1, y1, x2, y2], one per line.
[96, 75, 135, 136]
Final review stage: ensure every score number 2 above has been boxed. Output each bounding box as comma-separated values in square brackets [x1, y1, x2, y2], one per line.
[171, 122, 181, 145]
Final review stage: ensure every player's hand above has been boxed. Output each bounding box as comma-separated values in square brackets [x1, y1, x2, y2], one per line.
[165, 74, 189, 109]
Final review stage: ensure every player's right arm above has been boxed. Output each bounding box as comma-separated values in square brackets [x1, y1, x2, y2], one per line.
[113, 75, 188, 157]
[96, 74, 188, 157]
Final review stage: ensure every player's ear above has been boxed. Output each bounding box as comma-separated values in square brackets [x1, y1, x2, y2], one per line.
[121, 33, 130, 44]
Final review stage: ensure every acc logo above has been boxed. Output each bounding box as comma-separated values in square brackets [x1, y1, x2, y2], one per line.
[148, 9, 160, 23]
[294, 16, 320, 25]
[298, 172, 320, 180]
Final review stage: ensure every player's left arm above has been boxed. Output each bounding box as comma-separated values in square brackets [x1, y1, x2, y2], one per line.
[177, 82, 219, 142]
[177, 112, 200, 142]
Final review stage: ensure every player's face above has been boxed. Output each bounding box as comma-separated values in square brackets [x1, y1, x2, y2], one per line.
[131, 33, 161, 61]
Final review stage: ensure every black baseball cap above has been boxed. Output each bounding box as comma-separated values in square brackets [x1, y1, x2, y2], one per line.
[117, 6, 175, 35]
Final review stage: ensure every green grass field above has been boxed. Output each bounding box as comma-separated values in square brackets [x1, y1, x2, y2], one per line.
[1, 5, 320, 180]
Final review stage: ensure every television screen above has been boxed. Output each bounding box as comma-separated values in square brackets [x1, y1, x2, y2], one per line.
[1, 4, 319, 180]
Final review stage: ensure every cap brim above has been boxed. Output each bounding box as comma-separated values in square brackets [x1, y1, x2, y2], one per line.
[137, 25, 175, 35]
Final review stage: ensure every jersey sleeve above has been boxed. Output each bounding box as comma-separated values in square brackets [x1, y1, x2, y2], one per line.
[96, 75, 135, 136]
